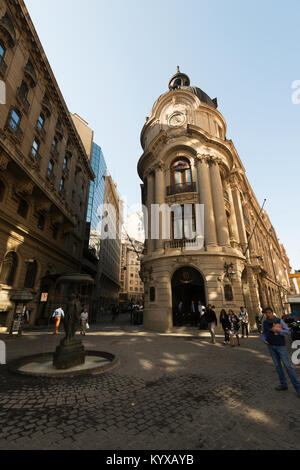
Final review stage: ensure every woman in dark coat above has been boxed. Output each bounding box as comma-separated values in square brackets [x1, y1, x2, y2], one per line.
[220, 309, 231, 345]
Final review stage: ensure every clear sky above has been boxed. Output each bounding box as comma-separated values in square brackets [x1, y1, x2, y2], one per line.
[25, 0, 300, 270]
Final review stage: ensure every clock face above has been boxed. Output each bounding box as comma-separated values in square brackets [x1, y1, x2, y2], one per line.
[169, 113, 185, 127]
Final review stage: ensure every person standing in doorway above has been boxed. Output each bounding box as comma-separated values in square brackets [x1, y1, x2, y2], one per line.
[80, 307, 89, 336]
[204, 305, 218, 344]
[239, 307, 249, 338]
[52, 306, 64, 335]
[263, 307, 300, 397]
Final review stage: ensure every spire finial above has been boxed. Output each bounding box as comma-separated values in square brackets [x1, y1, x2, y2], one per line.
[176, 65, 180, 73]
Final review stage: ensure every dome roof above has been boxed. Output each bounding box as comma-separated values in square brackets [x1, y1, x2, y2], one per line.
[168, 67, 218, 109]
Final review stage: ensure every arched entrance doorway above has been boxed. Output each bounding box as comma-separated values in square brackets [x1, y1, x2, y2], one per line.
[172, 266, 206, 327]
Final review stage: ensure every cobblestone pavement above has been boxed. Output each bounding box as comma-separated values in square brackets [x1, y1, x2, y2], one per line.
[0, 326, 300, 450]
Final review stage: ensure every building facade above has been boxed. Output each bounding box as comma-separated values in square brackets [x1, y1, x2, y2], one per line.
[119, 238, 144, 307]
[138, 68, 293, 332]
[0, 0, 94, 327]
[97, 174, 122, 308]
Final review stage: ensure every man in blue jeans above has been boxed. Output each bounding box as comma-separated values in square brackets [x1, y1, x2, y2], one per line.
[263, 307, 300, 397]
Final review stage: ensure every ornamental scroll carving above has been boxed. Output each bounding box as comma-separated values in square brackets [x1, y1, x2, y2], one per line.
[0, 153, 9, 171]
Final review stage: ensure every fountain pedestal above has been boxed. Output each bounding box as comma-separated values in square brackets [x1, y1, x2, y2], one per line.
[53, 338, 85, 369]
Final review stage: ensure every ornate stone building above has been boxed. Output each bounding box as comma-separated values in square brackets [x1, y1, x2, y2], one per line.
[119, 238, 144, 307]
[0, 0, 94, 327]
[138, 68, 293, 332]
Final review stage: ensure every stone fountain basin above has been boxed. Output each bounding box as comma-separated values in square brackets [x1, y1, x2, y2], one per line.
[8, 351, 119, 378]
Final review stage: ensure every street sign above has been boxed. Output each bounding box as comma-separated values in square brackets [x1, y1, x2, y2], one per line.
[40, 293, 48, 302]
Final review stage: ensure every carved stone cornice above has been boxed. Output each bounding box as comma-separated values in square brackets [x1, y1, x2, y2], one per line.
[15, 181, 35, 196]
[51, 213, 64, 226]
[0, 152, 9, 171]
[35, 200, 52, 214]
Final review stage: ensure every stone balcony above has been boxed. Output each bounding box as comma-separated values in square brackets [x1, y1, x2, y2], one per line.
[166, 182, 196, 196]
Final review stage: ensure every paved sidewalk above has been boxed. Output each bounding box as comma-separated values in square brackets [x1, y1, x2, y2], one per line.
[0, 326, 300, 450]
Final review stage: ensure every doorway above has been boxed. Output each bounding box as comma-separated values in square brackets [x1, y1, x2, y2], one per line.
[172, 266, 206, 327]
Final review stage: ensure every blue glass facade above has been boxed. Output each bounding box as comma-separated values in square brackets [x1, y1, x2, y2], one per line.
[86, 143, 107, 252]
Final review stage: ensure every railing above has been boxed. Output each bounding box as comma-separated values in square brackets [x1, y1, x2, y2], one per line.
[36, 121, 46, 139]
[46, 170, 55, 184]
[7, 118, 23, 141]
[51, 145, 59, 161]
[16, 87, 30, 114]
[24, 60, 37, 87]
[42, 95, 52, 116]
[166, 182, 196, 196]
[29, 147, 41, 164]
[55, 121, 64, 139]
[165, 238, 197, 249]
[0, 56, 7, 77]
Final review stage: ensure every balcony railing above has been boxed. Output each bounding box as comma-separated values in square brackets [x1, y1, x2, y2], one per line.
[165, 238, 197, 249]
[24, 60, 37, 88]
[42, 95, 52, 117]
[29, 147, 41, 166]
[51, 145, 59, 162]
[0, 55, 7, 78]
[7, 118, 23, 142]
[16, 87, 30, 114]
[46, 170, 55, 184]
[166, 182, 196, 196]
[55, 121, 64, 139]
[36, 121, 46, 140]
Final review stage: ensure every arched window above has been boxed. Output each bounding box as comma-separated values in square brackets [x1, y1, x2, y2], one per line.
[17, 199, 29, 218]
[9, 109, 21, 131]
[171, 158, 192, 188]
[37, 113, 45, 131]
[37, 214, 45, 231]
[0, 180, 4, 202]
[19, 80, 29, 100]
[0, 42, 6, 59]
[24, 260, 37, 288]
[0, 251, 18, 286]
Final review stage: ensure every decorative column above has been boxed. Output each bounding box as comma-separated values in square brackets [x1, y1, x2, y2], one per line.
[195, 155, 217, 247]
[209, 158, 230, 247]
[231, 181, 247, 252]
[226, 182, 240, 247]
[154, 161, 165, 251]
[146, 170, 155, 254]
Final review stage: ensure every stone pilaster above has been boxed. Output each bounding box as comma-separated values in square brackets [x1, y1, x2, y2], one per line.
[195, 155, 217, 247]
[209, 159, 230, 247]
[154, 162, 165, 252]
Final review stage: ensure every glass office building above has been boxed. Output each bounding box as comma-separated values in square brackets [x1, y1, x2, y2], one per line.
[86, 143, 107, 256]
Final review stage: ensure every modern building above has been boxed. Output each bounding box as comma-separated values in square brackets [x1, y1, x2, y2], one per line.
[138, 68, 293, 332]
[0, 0, 94, 327]
[96, 174, 122, 308]
[119, 237, 144, 307]
[86, 143, 107, 256]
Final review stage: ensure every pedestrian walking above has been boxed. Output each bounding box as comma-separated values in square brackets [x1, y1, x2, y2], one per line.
[220, 309, 230, 345]
[228, 310, 241, 347]
[263, 307, 300, 397]
[52, 306, 64, 335]
[80, 307, 89, 335]
[239, 306, 249, 338]
[204, 304, 218, 344]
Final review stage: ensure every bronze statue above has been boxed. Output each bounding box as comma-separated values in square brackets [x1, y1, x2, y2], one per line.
[64, 293, 82, 341]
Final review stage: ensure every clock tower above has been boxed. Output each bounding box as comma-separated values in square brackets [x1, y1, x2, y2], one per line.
[137, 68, 290, 332]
